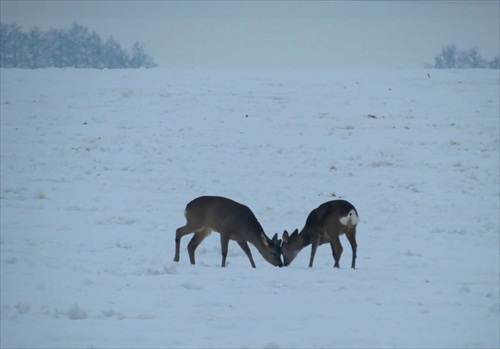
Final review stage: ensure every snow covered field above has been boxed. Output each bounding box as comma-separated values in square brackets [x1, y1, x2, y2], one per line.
[1, 68, 499, 348]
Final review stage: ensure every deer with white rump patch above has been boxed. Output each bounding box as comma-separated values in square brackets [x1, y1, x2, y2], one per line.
[282, 199, 359, 268]
[174, 196, 283, 268]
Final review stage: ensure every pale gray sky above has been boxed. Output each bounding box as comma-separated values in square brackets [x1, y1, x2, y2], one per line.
[1, 1, 499, 68]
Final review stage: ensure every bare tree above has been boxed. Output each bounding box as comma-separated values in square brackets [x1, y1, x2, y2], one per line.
[0, 22, 157, 69]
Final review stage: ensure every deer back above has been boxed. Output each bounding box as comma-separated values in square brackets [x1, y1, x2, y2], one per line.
[312, 200, 359, 236]
[185, 196, 263, 237]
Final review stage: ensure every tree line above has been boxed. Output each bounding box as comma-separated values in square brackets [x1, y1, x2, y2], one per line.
[432, 45, 499, 69]
[0, 23, 157, 69]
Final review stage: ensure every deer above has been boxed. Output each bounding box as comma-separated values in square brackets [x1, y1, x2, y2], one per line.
[173, 196, 283, 268]
[282, 199, 359, 269]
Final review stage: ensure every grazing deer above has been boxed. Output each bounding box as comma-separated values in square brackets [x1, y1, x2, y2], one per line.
[282, 200, 359, 269]
[174, 196, 283, 268]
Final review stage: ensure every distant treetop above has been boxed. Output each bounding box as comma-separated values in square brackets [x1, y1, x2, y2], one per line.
[0, 22, 157, 69]
[430, 45, 499, 69]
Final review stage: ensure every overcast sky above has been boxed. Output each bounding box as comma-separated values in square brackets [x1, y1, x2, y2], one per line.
[1, 1, 499, 69]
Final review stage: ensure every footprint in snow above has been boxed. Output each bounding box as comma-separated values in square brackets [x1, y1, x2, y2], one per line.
[180, 281, 203, 291]
[164, 264, 177, 275]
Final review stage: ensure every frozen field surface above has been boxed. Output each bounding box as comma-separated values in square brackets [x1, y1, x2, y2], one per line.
[1, 68, 499, 348]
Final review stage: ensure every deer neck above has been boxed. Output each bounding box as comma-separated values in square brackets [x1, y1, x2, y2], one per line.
[248, 231, 270, 253]
[290, 228, 311, 252]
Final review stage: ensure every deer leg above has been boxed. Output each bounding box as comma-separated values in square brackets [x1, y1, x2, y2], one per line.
[345, 229, 357, 269]
[174, 225, 196, 262]
[329, 241, 338, 267]
[220, 233, 231, 267]
[237, 240, 257, 268]
[330, 236, 343, 268]
[187, 228, 211, 265]
[309, 235, 321, 268]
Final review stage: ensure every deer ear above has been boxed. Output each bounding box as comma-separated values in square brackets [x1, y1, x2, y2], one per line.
[272, 233, 278, 244]
[282, 230, 289, 242]
[292, 229, 299, 237]
[261, 232, 269, 246]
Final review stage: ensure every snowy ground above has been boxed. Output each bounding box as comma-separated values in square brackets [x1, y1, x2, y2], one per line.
[1, 68, 499, 348]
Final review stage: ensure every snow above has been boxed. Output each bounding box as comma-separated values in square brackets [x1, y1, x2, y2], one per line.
[1, 68, 499, 348]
